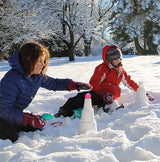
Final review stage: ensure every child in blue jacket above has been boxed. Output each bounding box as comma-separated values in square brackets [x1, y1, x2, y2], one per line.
[0, 42, 90, 142]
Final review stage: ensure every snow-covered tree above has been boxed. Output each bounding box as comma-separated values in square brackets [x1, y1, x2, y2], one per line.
[92, 0, 117, 48]
[29, 0, 97, 61]
[0, 0, 18, 59]
[75, 0, 117, 57]
[0, 0, 40, 59]
[109, 0, 160, 55]
[0, 0, 117, 61]
[14, 0, 87, 61]
[23, 0, 116, 60]
[0, 0, 65, 59]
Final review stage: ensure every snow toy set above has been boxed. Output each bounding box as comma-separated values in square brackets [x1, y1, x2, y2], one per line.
[41, 82, 154, 131]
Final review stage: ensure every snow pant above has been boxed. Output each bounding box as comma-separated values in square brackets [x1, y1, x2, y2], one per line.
[0, 117, 41, 143]
[58, 90, 106, 117]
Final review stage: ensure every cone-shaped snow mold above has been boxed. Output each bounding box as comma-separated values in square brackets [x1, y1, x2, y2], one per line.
[78, 93, 97, 134]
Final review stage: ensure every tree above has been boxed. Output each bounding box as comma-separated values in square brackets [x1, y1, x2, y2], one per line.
[81, 0, 118, 56]
[0, 0, 118, 61]
[0, 0, 64, 59]
[109, 0, 160, 55]
[0, 0, 41, 59]
[60, 0, 84, 61]
[26, 0, 116, 60]
[0, 0, 17, 59]
[32, 0, 97, 61]
[26, 0, 85, 61]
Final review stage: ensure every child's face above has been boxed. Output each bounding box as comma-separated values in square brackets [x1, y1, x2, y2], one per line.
[111, 59, 122, 67]
[32, 56, 45, 75]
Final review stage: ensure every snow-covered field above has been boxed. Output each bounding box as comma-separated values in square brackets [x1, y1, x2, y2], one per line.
[0, 55, 160, 162]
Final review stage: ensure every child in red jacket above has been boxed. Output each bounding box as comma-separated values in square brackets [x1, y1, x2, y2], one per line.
[55, 44, 139, 117]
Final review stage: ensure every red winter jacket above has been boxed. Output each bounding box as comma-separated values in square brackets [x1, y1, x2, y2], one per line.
[89, 45, 139, 100]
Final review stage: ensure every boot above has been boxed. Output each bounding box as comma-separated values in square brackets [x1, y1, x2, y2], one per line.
[54, 107, 74, 118]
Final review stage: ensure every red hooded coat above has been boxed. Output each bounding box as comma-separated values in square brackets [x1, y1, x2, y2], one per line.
[89, 45, 139, 100]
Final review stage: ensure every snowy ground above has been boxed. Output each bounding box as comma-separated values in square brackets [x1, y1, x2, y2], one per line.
[0, 55, 160, 162]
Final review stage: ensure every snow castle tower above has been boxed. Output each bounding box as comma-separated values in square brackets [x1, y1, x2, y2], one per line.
[135, 81, 148, 105]
[78, 93, 97, 134]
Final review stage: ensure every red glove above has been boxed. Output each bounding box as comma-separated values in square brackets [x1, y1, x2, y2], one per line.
[100, 91, 113, 104]
[68, 81, 91, 91]
[23, 113, 46, 129]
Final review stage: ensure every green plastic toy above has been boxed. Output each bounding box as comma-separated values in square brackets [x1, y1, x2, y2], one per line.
[73, 108, 82, 119]
[41, 113, 55, 120]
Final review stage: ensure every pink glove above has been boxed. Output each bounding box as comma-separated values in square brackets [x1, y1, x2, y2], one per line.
[68, 81, 91, 91]
[100, 91, 113, 104]
[23, 113, 46, 129]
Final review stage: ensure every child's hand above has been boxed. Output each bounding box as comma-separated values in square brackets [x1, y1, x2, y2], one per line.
[75, 82, 92, 91]
[100, 91, 113, 104]
[23, 113, 46, 128]
[68, 81, 91, 91]
[146, 93, 154, 101]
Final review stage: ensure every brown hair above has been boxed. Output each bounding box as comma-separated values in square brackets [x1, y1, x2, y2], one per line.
[19, 42, 50, 76]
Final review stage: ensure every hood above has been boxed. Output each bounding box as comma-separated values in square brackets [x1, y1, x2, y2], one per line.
[8, 52, 28, 79]
[102, 44, 121, 63]
[8, 52, 22, 70]
[8, 52, 40, 82]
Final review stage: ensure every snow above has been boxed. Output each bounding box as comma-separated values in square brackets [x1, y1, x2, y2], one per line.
[0, 55, 160, 162]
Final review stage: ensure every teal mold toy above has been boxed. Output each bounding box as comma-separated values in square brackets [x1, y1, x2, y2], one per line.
[41, 113, 55, 120]
[73, 108, 82, 119]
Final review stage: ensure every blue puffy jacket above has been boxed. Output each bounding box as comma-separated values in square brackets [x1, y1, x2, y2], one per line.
[0, 52, 71, 124]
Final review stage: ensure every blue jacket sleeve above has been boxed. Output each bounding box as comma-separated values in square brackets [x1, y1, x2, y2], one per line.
[0, 74, 23, 124]
[41, 75, 72, 91]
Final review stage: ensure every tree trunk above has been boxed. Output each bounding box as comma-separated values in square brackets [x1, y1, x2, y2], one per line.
[67, 44, 74, 61]
[146, 36, 157, 55]
[68, 28, 74, 61]
[134, 37, 147, 55]
[144, 20, 158, 55]
[62, 2, 67, 35]
[83, 36, 92, 56]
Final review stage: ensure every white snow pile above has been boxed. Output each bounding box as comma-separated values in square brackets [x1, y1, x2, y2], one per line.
[0, 55, 160, 162]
